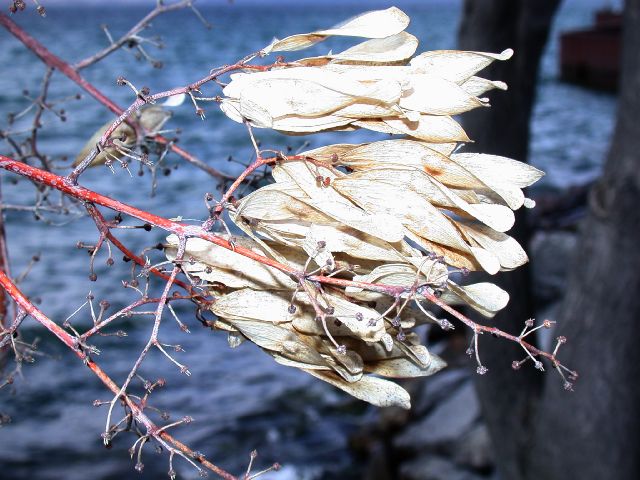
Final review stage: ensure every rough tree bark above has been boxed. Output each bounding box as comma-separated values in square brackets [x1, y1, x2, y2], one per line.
[457, 2, 561, 479]
[460, 1, 640, 478]
[526, 1, 640, 478]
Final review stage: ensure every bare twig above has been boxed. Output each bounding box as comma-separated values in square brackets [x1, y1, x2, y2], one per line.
[0, 12, 232, 181]
[0, 269, 237, 480]
[73, 1, 195, 70]
[0, 155, 577, 375]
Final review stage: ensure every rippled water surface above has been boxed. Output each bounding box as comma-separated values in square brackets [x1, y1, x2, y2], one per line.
[0, 1, 616, 479]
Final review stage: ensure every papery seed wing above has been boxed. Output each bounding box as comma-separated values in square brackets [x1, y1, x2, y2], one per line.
[443, 281, 509, 318]
[166, 236, 297, 290]
[320, 63, 412, 81]
[235, 185, 327, 223]
[228, 319, 329, 366]
[239, 77, 399, 121]
[323, 356, 364, 383]
[457, 221, 529, 270]
[225, 67, 401, 103]
[329, 31, 419, 64]
[351, 118, 404, 135]
[292, 313, 362, 338]
[271, 352, 331, 371]
[333, 171, 478, 253]
[399, 74, 488, 115]
[211, 289, 296, 324]
[460, 76, 508, 96]
[305, 224, 410, 262]
[381, 115, 471, 143]
[225, 318, 296, 350]
[365, 353, 446, 378]
[349, 262, 447, 294]
[404, 229, 500, 274]
[281, 335, 331, 365]
[264, 7, 410, 53]
[271, 115, 355, 133]
[334, 140, 489, 191]
[273, 162, 405, 243]
[450, 152, 544, 209]
[330, 102, 403, 119]
[304, 369, 411, 409]
[409, 48, 514, 82]
[219, 98, 245, 124]
[341, 167, 515, 232]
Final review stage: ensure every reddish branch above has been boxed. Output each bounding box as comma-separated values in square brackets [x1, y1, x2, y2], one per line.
[0, 269, 237, 480]
[0, 182, 9, 330]
[0, 12, 231, 181]
[72, 0, 197, 70]
[85, 203, 196, 294]
[0, 154, 575, 373]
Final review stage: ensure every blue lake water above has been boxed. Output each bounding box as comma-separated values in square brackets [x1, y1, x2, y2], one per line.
[0, 1, 616, 479]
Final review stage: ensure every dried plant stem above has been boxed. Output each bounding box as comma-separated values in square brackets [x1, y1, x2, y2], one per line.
[67, 57, 282, 183]
[73, 1, 194, 70]
[0, 182, 10, 331]
[104, 259, 184, 447]
[0, 154, 575, 375]
[28, 66, 55, 172]
[85, 204, 196, 295]
[0, 269, 236, 480]
[80, 295, 190, 340]
[203, 155, 281, 230]
[421, 287, 573, 372]
[0, 12, 231, 182]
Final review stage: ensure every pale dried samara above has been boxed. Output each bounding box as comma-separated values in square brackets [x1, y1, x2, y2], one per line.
[168, 7, 543, 409]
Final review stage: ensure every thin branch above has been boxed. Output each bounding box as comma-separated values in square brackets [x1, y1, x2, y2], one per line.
[0, 181, 11, 330]
[0, 154, 576, 375]
[67, 58, 277, 184]
[0, 269, 236, 480]
[73, 1, 193, 70]
[0, 12, 232, 181]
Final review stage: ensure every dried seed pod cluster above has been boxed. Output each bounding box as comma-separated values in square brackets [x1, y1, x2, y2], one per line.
[168, 7, 544, 408]
[221, 7, 512, 140]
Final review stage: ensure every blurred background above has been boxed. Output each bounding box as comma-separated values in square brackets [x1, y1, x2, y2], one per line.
[0, 0, 636, 479]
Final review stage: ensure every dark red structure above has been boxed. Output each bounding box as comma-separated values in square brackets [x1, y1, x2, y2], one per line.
[560, 9, 621, 91]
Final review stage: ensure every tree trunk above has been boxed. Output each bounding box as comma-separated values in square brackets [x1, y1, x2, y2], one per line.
[526, 1, 640, 478]
[457, 2, 561, 479]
